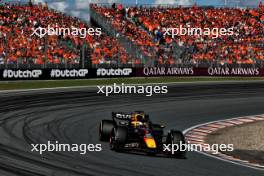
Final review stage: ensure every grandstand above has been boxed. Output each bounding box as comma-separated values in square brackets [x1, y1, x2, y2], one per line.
[0, 1, 135, 69]
[0, 1, 263, 68]
[90, 2, 264, 67]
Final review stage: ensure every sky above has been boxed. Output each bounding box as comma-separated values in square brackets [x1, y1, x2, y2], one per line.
[4, 0, 263, 21]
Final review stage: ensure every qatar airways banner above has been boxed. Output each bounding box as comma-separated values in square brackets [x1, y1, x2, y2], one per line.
[137, 67, 262, 77]
[0, 67, 263, 80]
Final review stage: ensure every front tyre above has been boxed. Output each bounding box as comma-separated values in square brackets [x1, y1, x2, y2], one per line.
[166, 130, 186, 158]
[110, 127, 127, 152]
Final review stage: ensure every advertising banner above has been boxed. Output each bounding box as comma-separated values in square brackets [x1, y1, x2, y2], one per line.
[0, 67, 263, 80]
[136, 67, 263, 77]
[0, 68, 135, 80]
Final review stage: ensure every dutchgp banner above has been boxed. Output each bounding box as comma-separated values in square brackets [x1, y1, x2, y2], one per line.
[0, 68, 134, 80]
[0, 67, 263, 80]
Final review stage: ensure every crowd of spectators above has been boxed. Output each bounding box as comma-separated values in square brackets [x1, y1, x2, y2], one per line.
[1, 2, 263, 67]
[91, 4, 167, 65]
[0, 2, 133, 67]
[91, 3, 264, 66]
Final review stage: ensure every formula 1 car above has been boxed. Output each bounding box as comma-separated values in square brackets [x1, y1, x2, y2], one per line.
[99, 111, 186, 157]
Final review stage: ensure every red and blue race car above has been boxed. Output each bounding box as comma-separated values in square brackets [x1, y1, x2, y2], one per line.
[99, 111, 186, 158]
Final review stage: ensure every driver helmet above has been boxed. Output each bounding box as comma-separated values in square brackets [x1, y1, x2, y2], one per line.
[131, 113, 145, 128]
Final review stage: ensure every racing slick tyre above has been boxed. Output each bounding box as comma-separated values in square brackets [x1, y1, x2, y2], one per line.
[99, 120, 114, 141]
[110, 127, 127, 152]
[166, 130, 186, 158]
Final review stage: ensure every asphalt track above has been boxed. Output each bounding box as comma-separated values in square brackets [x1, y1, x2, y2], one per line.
[0, 82, 264, 176]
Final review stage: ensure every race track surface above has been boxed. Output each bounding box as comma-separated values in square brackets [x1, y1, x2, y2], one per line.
[0, 82, 264, 176]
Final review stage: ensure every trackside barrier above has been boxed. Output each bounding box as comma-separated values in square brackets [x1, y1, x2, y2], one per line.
[0, 67, 263, 80]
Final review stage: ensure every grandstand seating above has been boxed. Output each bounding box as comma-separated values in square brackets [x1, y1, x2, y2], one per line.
[0, 3, 133, 67]
[0, 2, 263, 67]
[91, 3, 264, 66]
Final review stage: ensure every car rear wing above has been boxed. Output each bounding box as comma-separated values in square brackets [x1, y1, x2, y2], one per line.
[112, 112, 132, 120]
[112, 112, 132, 126]
[112, 112, 151, 126]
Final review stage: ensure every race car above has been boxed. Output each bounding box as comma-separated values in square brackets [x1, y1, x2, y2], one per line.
[99, 111, 186, 157]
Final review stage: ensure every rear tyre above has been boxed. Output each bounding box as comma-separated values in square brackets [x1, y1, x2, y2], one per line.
[110, 127, 127, 151]
[166, 130, 186, 158]
[99, 120, 114, 141]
